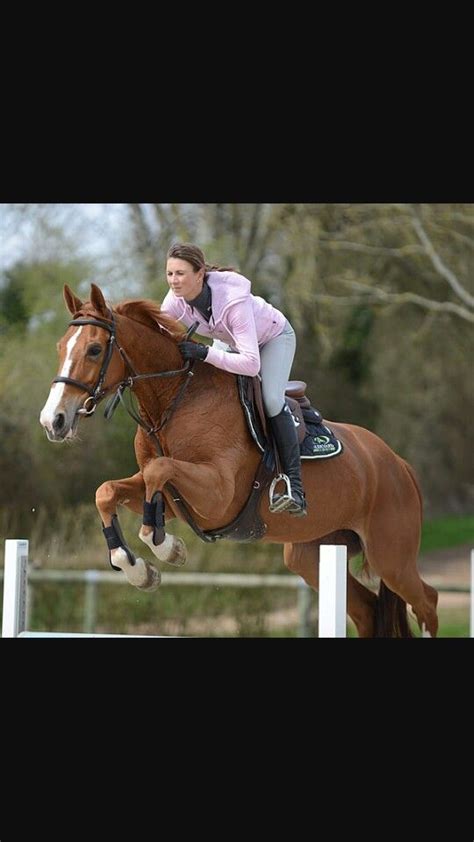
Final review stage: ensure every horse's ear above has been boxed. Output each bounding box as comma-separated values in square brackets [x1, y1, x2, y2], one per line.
[64, 284, 83, 315]
[89, 283, 109, 317]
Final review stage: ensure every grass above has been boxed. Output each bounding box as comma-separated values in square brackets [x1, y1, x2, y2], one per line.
[420, 515, 474, 554]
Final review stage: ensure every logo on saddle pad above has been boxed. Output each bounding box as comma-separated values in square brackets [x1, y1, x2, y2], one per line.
[311, 435, 335, 454]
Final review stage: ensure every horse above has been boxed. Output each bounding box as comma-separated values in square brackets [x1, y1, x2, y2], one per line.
[39, 283, 439, 637]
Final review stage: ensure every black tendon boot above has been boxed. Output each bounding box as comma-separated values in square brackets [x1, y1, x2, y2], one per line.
[269, 404, 307, 517]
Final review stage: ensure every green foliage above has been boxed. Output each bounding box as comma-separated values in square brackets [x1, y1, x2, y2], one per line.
[0, 274, 29, 334]
[0, 256, 139, 514]
[437, 618, 470, 638]
[330, 305, 374, 386]
[420, 516, 474, 553]
[0, 258, 90, 329]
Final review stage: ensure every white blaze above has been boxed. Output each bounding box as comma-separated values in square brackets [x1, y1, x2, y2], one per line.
[39, 327, 82, 430]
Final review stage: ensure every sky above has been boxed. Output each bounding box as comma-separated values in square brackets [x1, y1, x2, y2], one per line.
[0, 204, 129, 274]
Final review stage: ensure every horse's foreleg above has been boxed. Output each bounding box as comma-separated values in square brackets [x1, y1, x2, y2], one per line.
[140, 456, 235, 560]
[95, 472, 161, 591]
[143, 456, 235, 518]
[138, 488, 187, 568]
[138, 456, 234, 566]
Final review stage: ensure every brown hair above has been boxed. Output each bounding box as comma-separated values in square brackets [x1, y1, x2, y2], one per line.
[167, 242, 238, 274]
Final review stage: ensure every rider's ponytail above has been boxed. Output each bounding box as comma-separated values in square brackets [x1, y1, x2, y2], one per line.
[204, 262, 238, 272]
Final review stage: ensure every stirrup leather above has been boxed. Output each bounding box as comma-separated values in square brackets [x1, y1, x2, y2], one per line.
[269, 473, 297, 513]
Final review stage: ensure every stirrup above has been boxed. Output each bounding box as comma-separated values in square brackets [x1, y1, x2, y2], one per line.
[287, 495, 307, 517]
[269, 473, 296, 513]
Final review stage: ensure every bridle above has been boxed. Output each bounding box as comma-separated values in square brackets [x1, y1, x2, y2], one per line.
[53, 313, 195, 428]
[54, 316, 121, 416]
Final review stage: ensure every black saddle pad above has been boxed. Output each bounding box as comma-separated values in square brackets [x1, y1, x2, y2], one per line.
[299, 407, 343, 460]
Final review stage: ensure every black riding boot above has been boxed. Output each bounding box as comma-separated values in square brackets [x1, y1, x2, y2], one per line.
[269, 404, 307, 517]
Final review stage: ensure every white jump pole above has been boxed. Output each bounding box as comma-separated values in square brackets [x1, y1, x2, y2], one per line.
[319, 545, 347, 638]
[2, 539, 29, 638]
[1, 539, 168, 638]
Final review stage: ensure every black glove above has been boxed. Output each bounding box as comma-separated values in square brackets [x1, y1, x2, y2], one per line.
[178, 340, 209, 362]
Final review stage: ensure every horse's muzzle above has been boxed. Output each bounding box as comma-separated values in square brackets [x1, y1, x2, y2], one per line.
[40, 407, 80, 442]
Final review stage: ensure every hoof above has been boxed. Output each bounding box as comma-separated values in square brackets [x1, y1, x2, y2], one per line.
[109, 546, 161, 591]
[134, 558, 161, 591]
[139, 528, 187, 566]
[165, 536, 187, 567]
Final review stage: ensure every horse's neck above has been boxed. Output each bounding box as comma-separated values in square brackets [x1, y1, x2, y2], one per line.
[164, 365, 252, 462]
[116, 318, 184, 417]
[116, 316, 250, 457]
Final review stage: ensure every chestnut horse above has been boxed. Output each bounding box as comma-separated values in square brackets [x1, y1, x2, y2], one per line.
[39, 284, 439, 637]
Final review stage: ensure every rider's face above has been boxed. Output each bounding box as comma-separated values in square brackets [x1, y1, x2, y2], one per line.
[166, 259, 205, 301]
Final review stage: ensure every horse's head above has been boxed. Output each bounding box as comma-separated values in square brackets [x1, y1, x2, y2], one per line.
[40, 283, 126, 442]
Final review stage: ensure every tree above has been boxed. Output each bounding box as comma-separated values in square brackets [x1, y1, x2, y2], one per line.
[1, 203, 471, 515]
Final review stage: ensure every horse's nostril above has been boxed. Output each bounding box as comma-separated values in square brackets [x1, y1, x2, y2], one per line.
[53, 413, 65, 433]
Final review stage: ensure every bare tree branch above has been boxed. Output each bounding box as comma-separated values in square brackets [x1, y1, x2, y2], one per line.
[151, 204, 174, 231]
[170, 204, 192, 241]
[313, 282, 474, 323]
[319, 240, 425, 257]
[410, 210, 474, 309]
[128, 204, 153, 253]
[451, 212, 474, 225]
[127, 204, 162, 287]
[428, 222, 474, 251]
[242, 204, 264, 269]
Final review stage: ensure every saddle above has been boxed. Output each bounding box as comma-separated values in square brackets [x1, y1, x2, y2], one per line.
[237, 376, 343, 460]
[201, 377, 343, 544]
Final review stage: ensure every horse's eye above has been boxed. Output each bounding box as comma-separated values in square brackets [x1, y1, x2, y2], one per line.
[87, 344, 103, 358]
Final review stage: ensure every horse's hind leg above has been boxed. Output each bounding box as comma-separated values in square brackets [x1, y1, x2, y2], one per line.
[364, 532, 439, 637]
[384, 567, 438, 637]
[283, 542, 377, 637]
[418, 581, 439, 636]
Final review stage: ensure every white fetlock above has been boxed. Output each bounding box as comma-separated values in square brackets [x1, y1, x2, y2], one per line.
[110, 547, 161, 591]
[139, 528, 187, 566]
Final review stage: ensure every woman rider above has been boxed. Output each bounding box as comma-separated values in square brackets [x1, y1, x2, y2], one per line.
[160, 242, 307, 517]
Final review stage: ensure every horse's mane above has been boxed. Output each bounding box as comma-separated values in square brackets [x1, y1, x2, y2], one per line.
[114, 299, 186, 341]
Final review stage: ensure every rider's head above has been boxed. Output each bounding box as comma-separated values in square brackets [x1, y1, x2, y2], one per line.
[167, 243, 206, 273]
[167, 243, 238, 275]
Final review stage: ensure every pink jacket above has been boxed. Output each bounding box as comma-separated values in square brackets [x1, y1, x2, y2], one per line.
[160, 271, 286, 376]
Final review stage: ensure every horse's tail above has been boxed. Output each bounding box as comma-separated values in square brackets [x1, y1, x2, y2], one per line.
[374, 581, 413, 638]
[360, 549, 413, 638]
